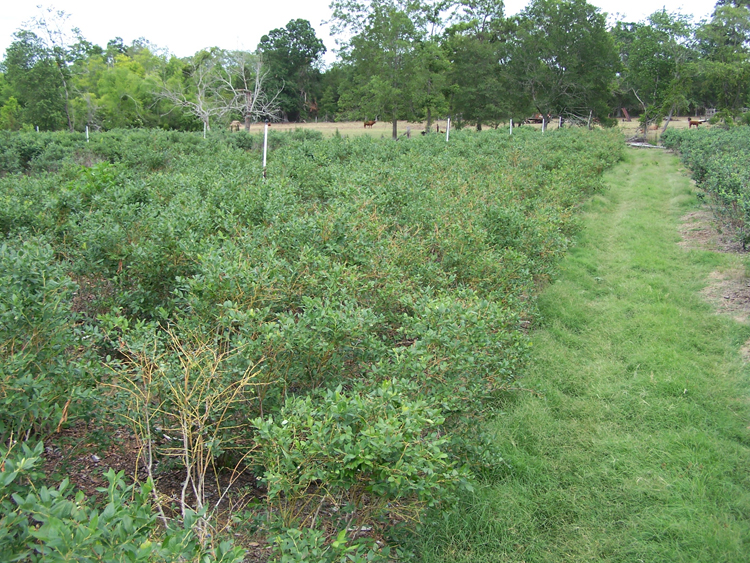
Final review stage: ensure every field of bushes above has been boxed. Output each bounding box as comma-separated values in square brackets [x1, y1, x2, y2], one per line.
[662, 126, 750, 248]
[0, 126, 623, 561]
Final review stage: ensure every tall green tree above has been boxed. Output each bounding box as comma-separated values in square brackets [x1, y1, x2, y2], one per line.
[506, 0, 619, 123]
[0, 96, 23, 130]
[26, 7, 82, 131]
[413, 37, 449, 131]
[331, 0, 440, 138]
[1, 31, 66, 130]
[96, 53, 157, 128]
[317, 64, 345, 120]
[67, 38, 170, 130]
[615, 10, 695, 126]
[692, 3, 750, 113]
[258, 19, 327, 122]
[68, 51, 105, 129]
[610, 21, 643, 116]
[443, 0, 510, 130]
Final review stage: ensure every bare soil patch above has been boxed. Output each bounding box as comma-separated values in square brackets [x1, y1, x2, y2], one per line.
[678, 210, 743, 253]
[43, 422, 147, 499]
[679, 210, 718, 250]
[700, 269, 750, 324]
[42, 421, 263, 527]
[679, 210, 750, 341]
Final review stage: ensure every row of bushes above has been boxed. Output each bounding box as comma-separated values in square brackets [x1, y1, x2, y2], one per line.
[1, 126, 623, 560]
[662, 126, 750, 247]
[0, 128, 324, 175]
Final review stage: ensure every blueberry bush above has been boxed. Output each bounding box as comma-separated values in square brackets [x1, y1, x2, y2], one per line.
[0, 126, 623, 559]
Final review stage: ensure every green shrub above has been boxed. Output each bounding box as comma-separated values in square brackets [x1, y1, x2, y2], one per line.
[0, 126, 623, 554]
[0, 239, 97, 442]
[0, 441, 244, 563]
[663, 126, 750, 247]
[253, 380, 471, 541]
[271, 528, 388, 563]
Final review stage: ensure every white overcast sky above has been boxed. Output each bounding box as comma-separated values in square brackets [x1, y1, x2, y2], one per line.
[1, 1, 717, 66]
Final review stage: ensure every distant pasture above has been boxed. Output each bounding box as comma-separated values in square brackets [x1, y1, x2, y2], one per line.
[247, 116, 706, 139]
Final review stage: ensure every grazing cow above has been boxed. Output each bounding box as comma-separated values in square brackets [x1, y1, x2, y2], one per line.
[688, 118, 702, 128]
[364, 120, 377, 128]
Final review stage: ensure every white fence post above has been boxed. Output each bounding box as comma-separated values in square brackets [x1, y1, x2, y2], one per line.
[262, 121, 269, 180]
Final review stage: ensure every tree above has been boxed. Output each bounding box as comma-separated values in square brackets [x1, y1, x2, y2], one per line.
[26, 7, 81, 131]
[692, 3, 750, 113]
[71, 38, 170, 130]
[158, 49, 230, 135]
[224, 50, 284, 131]
[96, 54, 158, 128]
[413, 37, 449, 131]
[1, 30, 66, 130]
[615, 10, 695, 128]
[0, 8, 101, 131]
[443, 0, 510, 130]
[331, 0, 439, 139]
[317, 64, 345, 121]
[157, 49, 280, 136]
[258, 19, 327, 122]
[105, 37, 128, 66]
[506, 0, 619, 124]
[610, 21, 643, 116]
[0, 96, 23, 130]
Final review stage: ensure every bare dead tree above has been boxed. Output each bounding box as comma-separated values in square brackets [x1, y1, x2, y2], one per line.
[156, 49, 233, 137]
[216, 51, 283, 131]
[157, 49, 281, 137]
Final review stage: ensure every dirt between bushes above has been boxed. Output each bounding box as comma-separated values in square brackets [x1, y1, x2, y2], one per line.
[678, 210, 745, 254]
[42, 421, 269, 558]
[679, 209, 750, 360]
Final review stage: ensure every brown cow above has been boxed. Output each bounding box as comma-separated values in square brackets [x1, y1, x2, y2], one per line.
[364, 120, 377, 128]
[688, 118, 703, 128]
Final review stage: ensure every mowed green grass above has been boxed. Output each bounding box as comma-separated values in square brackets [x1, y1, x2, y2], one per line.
[414, 148, 750, 562]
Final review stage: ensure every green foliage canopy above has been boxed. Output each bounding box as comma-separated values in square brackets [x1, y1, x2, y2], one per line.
[259, 19, 327, 122]
[507, 0, 619, 122]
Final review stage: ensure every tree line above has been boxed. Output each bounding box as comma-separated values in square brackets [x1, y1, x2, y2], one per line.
[1, 0, 748, 138]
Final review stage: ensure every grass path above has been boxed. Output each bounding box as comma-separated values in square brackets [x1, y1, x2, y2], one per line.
[417, 148, 750, 562]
